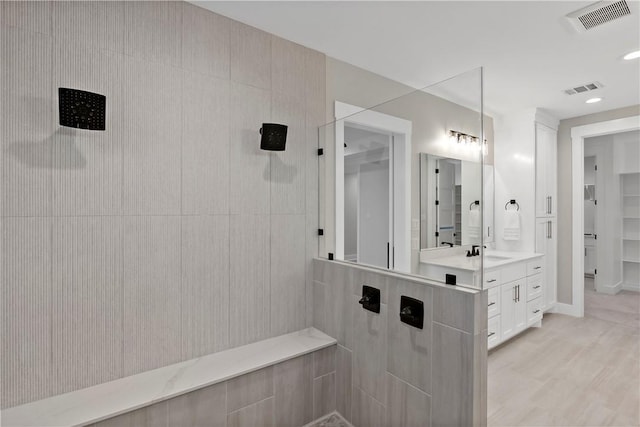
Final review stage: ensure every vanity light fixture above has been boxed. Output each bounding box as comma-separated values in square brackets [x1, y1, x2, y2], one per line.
[586, 97, 602, 104]
[623, 50, 640, 60]
[449, 129, 487, 152]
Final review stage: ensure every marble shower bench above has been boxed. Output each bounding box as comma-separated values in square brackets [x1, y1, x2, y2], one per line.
[2, 328, 337, 427]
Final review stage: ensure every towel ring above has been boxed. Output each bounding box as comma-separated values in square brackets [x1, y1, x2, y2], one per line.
[469, 200, 480, 210]
[505, 200, 520, 211]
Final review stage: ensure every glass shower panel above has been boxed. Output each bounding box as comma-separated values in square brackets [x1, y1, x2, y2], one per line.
[317, 67, 486, 284]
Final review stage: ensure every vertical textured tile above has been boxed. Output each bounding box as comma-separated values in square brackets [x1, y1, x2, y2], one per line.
[312, 281, 327, 333]
[229, 83, 271, 215]
[386, 373, 431, 427]
[123, 216, 181, 376]
[227, 367, 274, 413]
[230, 22, 271, 89]
[1, 27, 53, 217]
[122, 56, 181, 215]
[270, 214, 306, 336]
[387, 278, 433, 393]
[228, 397, 275, 427]
[181, 216, 230, 359]
[432, 286, 476, 333]
[353, 298, 387, 405]
[313, 372, 336, 419]
[352, 387, 385, 427]
[52, 217, 123, 395]
[124, 1, 181, 67]
[1, 218, 52, 408]
[314, 345, 336, 378]
[229, 214, 270, 347]
[52, 1, 124, 52]
[432, 322, 474, 427]
[271, 36, 306, 98]
[326, 265, 355, 350]
[473, 329, 488, 427]
[336, 345, 353, 423]
[274, 354, 314, 426]
[52, 43, 123, 216]
[271, 91, 306, 214]
[1, 0, 51, 34]
[182, 2, 230, 79]
[165, 382, 227, 427]
[181, 71, 230, 215]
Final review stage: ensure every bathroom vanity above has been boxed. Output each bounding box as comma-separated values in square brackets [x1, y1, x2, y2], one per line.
[420, 250, 544, 349]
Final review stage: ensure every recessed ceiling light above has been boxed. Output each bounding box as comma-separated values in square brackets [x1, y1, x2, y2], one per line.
[624, 50, 640, 60]
[586, 97, 602, 104]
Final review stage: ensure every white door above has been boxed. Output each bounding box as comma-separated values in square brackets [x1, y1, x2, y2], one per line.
[358, 160, 391, 268]
[536, 123, 557, 217]
[536, 217, 557, 310]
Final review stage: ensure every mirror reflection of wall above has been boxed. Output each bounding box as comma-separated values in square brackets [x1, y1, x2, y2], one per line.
[420, 154, 489, 250]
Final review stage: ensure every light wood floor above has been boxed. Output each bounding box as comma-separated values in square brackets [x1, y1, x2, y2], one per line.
[488, 289, 640, 426]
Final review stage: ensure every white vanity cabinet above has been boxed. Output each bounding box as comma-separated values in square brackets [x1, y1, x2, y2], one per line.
[485, 254, 544, 350]
[535, 123, 557, 218]
[535, 217, 556, 310]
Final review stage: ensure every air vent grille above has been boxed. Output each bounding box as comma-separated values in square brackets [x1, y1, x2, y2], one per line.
[564, 82, 603, 95]
[578, 0, 630, 29]
[566, 1, 631, 32]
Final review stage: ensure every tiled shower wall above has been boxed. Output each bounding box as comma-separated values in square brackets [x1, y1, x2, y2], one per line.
[1, 1, 324, 408]
[313, 259, 487, 427]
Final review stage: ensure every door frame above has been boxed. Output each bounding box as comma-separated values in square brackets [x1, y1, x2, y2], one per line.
[569, 115, 640, 317]
[335, 101, 412, 273]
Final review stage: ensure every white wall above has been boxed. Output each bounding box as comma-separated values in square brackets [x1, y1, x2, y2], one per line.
[614, 130, 640, 174]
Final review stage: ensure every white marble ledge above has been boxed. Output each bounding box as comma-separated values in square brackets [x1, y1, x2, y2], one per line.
[2, 328, 336, 427]
[421, 250, 543, 272]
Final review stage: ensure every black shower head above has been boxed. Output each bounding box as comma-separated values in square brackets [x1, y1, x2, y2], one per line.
[260, 123, 287, 151]
[58, 88, 106, 131]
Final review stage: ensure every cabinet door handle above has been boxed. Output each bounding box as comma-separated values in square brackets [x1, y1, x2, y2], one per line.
[513, 287, 517, 302]
[533, 309, 540, 314]
[547, 221, 551, 239]
[516, 285, 520, 302]
[549, 197, 552, 214]
[488, 302, 496, 307]
[533, 285, 541, 289]
[488, 226, 491, 237]
[488, 332, 495, 338]
[487, 279, 497, 283]
[533, 266, 541, 270]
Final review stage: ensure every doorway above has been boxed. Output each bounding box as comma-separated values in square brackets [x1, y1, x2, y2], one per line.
[334, 101, 412, 273]
[343, 125, 391, 268]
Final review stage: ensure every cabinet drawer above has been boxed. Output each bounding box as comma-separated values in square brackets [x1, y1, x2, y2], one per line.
[488, 287, 501, 318]
[527, 297, 543, 326]
[527, 259, 544, 276]
[488, 315, 501, 349]
[484, 270, 501, 288]
[527, 274, 543, 301]
[501, 262, 527, 284]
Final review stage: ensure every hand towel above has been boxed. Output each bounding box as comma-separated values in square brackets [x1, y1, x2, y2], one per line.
[503, 210, 521, 241]
[468, 209, 481, 239]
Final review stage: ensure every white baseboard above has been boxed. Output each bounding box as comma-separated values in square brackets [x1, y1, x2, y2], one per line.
[622, 282, 640, 292]
[550, 302, 583, 317]
[598, 281, 623, 295]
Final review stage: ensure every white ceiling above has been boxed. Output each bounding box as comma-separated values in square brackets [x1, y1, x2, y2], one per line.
[193, 1, 640, 120]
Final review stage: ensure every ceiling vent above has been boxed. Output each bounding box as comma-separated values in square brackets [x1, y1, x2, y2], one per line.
[564, 81, 604, 95]
[566, 0, 631, 32]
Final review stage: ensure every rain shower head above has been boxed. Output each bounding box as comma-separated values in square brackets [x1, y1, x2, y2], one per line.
[58, 88, 106, 131]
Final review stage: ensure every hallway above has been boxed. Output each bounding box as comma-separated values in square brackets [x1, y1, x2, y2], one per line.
[488, 290, 640, 426]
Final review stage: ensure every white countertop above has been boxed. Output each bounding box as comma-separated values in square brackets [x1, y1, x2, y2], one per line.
[2, 328, 336, 427]
[421, 250, 543, 272]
